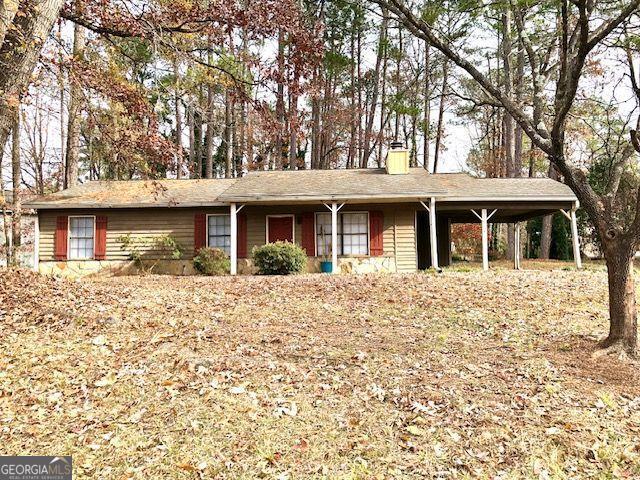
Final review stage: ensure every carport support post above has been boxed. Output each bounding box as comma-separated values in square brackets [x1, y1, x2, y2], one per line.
[429, 197, 439, 269]
[230, 202, 238, 275]
[514, 223, 521, 270]
[481, 209, 489, 271]
[33, 214, 39, 272]
[571, 203, 582, 270]
[331, 202, 338, 273]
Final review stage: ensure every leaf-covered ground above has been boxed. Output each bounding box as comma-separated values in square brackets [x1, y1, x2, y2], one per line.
[1, 263, 639, 479]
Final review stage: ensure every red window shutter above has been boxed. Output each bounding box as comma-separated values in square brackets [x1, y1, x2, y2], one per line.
[54, 216, 68, 260]
[237, 213, 248, 258]
[301, 212, 315, 256]
[95, 216, 108, 260]
[194, 213, 206, 254]
[369, 211, 384, 256]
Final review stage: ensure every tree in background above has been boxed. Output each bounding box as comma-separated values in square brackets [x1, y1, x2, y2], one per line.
[374, 0, 640, 355]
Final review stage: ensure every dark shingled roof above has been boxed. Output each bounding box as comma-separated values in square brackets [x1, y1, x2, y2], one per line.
[217, 169, 577, 203]
[24, 179, 236, 209]
[24, 169, 577, 209]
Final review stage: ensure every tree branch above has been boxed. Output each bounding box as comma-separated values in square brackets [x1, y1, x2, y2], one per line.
[370, 0, 553, 155]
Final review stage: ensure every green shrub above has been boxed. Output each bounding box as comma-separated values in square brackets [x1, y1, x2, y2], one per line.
[251, 241, 307, 275]
[193, 247, 230, 275]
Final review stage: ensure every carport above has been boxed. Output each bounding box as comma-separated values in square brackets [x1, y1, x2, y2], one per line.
[416, 196, 581, 271]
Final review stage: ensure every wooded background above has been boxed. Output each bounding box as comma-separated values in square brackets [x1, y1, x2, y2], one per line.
[1, 0, 638, 265]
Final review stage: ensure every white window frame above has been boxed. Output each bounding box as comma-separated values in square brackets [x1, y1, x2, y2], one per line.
[314, 211, 369, 257]
[67, 215, 96, 260]
[265, 214, 296, 244]
[206, 213, 231, 254]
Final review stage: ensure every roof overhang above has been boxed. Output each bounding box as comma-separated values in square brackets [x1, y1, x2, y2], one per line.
[25, 201, 229, 210]
[214, 194, 577, 206]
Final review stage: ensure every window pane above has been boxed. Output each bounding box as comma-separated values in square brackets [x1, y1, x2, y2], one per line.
[315, 213, 333, 256]
[208, 215, 231, 255]
[69, 217, 95, 259]
[340, 213, 368, 255]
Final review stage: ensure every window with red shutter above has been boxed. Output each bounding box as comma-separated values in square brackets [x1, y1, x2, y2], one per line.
[194, 213, 206, 255]
[369, 211, 384, 256]
[54, 216, 68, 260]
[95, 216, 108, 260]
[237, 213, 247, 258]
[301, 212, 315, 255]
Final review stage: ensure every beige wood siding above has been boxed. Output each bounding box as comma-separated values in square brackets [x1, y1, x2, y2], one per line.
[393, 208, 417, 272]
[242, 204, 414, 272]
[39, 208, 227, 262]
[38, 204, 418, 272]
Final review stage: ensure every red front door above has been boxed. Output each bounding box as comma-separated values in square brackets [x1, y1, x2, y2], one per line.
[268, 216, 294, 243]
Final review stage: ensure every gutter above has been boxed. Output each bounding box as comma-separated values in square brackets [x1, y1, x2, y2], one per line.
[23, 201, 230, 210]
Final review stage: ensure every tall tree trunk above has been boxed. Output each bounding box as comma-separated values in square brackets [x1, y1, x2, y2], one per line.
[362, 8, 387, 169]
[540, 163, 557, 259]
[10, 110, 20, 266]
[356, 20, 363, 167]
[377, 30, 389, 167]
[347, 26, 356, 169]
[173, 59, 183, 179]
[224, 90, 233, 178]
[601, 239, 637, 354]
[238, 98, 246, 176]
[502, 11, 516, 260]
[204, 37, 215, 179]
[513, 38, 525, 259]
[247, 96, 254, 170]
[410, 113, 417, 166]
[311, 71, 321, 169]
[58, 20, 65, 170]
[194, 108, 204, 178]
[394, 24, 402, 140]
[0, 0, 65, 155]
[0, 143, 10, 263]
[275, 29, 286, 169]
[433, 59, 449, 173]
[188, 104, 195, 177]
[204, 84, 214, 179]
[423, 41, 431, 170]
[0, 0, 19, 46]
[288, 66, 299, 170]
[64, 23, 85, 189]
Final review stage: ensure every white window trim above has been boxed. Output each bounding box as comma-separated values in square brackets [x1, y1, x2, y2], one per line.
[67, 215, 96, 261]
[206, 213, 231, 253]
[265, 214, 296, 244]
[314, 211, 370, 257]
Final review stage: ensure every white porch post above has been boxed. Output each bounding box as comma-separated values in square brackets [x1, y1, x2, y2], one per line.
[33, 214, 40, 272]
[323, 202, 345, 274]
[514, 222, 521, 270]
[331, 202, 338, 274]
[481, 209, 489, 271]
[471, 208, 496, 271]
[570, 202, 582, 270]
[561, 202, 583, 270]
[230, 203, 238, 275]
[429, 197, 439, 269]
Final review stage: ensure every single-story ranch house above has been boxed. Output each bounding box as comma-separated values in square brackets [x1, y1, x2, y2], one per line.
[25, 146, 581, 276]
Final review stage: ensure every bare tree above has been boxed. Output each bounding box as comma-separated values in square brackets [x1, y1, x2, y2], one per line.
[64, 23, 86, 189]
[0, 0, 65, 155]
[10, 110, 20, 266]
[373, 0, 640, 354]
[0, 0, 19, 46]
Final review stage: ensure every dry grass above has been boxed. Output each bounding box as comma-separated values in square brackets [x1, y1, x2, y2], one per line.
[1, 263, 639, 479]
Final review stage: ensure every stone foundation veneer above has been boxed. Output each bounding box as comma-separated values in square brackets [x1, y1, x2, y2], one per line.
[39, 260, 196, 278]
[238, 256, 396, 275]
[39, 255, 397, 278]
